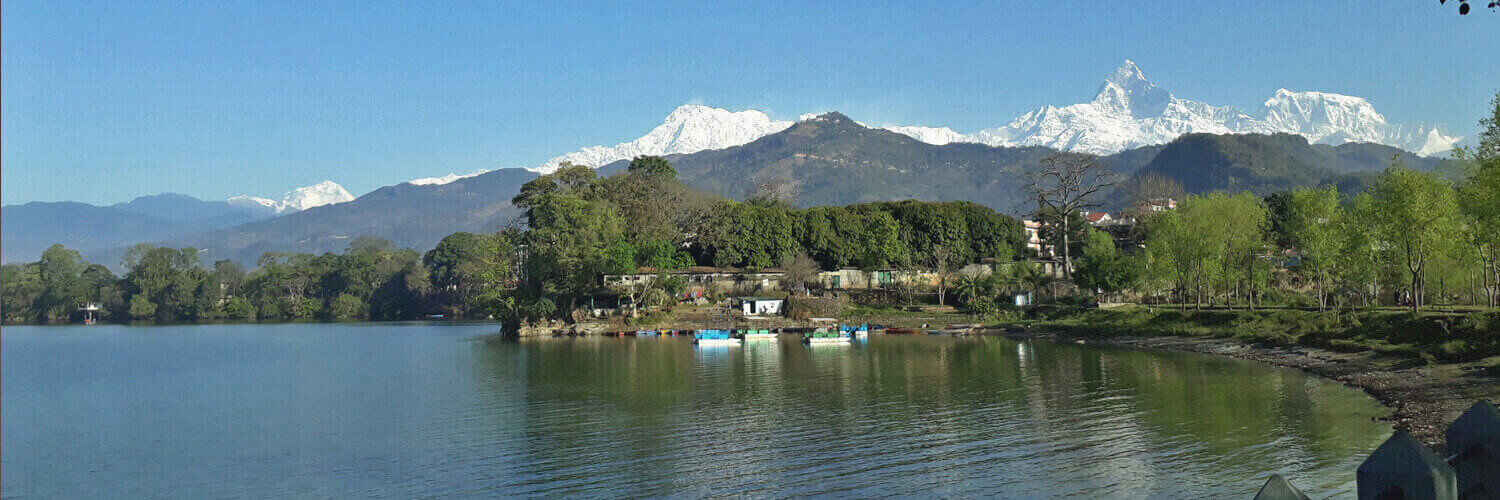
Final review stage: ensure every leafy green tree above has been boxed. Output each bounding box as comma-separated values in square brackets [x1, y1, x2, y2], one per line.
[1369, 163, 1462, 311]
[328, 294, 367, 320]
[223, 297, 257, 319]
[1285, 186, 1342, 310]
[1073, 229, 1140, 298]
[626, 155, 677, 178]
[127, 295, 157, 320]
[425, 231, 518, 317]
[36, 245, 88, 322]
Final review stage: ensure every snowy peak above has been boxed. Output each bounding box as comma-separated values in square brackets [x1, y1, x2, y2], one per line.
[950, 60, 1460, 155]
[227, 180, 354, 214]
[532, 104, 794, 173]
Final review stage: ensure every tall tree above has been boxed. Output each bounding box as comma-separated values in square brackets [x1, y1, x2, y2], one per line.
[1369, 163, 1462, 311]
[1285, 186, 1342, 310]
[1024, 152, 1121, 278]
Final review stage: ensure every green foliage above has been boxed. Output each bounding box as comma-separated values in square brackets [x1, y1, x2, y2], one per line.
[626, 155, 677, 178]
[328, 294, 367, 320]
[1073, 229, 1141, 295]
[127, 295, 157, 320]
[223, 297, 257, 319]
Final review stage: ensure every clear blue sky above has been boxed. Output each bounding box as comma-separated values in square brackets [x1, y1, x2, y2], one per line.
[3, 1, 1497, 205]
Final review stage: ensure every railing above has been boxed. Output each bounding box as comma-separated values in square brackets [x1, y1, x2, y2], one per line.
[1255, 400, 1498, 499]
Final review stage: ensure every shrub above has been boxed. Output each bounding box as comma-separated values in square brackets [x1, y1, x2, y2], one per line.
[328, 294, 367, 320]
[223, 297, 257, 319]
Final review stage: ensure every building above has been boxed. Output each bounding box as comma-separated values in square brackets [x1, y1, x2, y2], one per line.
[1022, 220, 1055, 258]
[736, 297, 784, 316]
[603, 266, 783, 295]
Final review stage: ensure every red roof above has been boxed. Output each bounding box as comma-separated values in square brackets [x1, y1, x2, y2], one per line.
[1083, 212, 1110, 222]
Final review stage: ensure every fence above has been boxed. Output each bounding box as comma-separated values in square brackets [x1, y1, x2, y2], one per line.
[1255, 400, 1498, 499]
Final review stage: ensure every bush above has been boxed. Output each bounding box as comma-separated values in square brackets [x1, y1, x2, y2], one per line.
[223, 297, 257, 319]
[258, 301, 283, 320]
[328, 294, 367, 320]
[127, 295, 157, 320]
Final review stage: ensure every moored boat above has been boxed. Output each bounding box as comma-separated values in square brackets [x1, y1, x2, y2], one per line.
[693, 329, 742, 346]
[883, 327, 918, 335]
[743, 329, 777, 340]
[802, 328, 851, 344]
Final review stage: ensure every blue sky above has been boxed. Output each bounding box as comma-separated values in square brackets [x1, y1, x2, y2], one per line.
[3, 1, 1497, 205]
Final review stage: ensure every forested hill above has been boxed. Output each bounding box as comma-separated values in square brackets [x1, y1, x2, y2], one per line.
[1129, 132, 1453, 197]
[127, 167, 539, 266]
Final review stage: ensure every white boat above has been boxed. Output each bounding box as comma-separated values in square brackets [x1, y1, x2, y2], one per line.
[694, 338, 743, 346]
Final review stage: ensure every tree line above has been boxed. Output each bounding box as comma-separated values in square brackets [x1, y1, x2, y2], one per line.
[0, 156, 1027, 325]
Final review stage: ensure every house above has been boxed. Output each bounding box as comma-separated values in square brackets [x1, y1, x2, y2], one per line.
[1022, 220, 1055, 258]
[602, 266, 783, 295]
[736, 297, 784, 316]
[1127, 197, 1178, 215]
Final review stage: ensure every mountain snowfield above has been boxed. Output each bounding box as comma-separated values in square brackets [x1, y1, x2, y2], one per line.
[227, 180, 355, 214]
[407, 60, 1459, 186]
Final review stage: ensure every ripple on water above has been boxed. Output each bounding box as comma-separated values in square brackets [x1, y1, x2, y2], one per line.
[1, 325, 1389, 497]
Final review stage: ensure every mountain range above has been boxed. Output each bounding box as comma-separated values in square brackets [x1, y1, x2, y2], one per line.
[413, 60, 1457, 184]
[2, 60, 1461, 267]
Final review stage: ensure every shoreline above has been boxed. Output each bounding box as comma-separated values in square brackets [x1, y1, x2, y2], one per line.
[990, 327, 1499, 454]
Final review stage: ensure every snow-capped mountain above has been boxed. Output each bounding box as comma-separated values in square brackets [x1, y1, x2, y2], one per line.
[955, 60, 1460, 155]
[408, 105, 796, 184]
[534, 104, 795, 173]
[405, 60, 1457, 185]
[228, 180, 354, 214]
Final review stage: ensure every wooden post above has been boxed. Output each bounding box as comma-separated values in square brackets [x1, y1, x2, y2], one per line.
[1356, 430, 1458, 500]
[1446, 400, 1499, 497]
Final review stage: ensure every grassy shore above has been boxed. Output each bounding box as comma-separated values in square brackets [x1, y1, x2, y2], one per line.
[1015, 305, 1500, 362]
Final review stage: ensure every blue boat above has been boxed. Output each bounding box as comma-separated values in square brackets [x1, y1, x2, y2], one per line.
[693, 329, 742, 346]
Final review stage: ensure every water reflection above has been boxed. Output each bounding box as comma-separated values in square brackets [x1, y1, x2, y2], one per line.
[471, 334, 1388, 497]
[0, 326, 1387, 497]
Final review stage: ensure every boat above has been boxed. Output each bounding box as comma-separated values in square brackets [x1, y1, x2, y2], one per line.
[883, 327, 918, 335]
[839, 324, 870, 338]
[693, 329, 742, 346]
[802, 328, 851, 344]
[742, 329, 777, 340]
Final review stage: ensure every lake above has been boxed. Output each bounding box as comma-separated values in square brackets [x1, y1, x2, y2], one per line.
[2, 323, 1389, 497]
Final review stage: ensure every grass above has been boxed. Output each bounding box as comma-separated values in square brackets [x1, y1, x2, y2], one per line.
[1007, 305, 1500, 362]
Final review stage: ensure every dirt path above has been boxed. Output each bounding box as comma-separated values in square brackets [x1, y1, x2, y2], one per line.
[991, 329, 1500, 454]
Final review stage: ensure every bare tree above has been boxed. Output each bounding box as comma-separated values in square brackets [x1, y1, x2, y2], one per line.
[931, 244, 955, 306]
[779, 251, 819, 297]
[1124, 171, 1184, 217]
[1024, 153, 1121, 278]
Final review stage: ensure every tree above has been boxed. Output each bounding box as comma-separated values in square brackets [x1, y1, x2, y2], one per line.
[1285, 186, 1342, 310]
[1024, 152, 1122, 278]
[1124, 171, 1184, 216]
[424, 232, 517, 317]
[779, 251, 819, 297]
[1369, 163, 1462, 311]
[1073, 229, 1140, 299]
[1458, 154, 1500, 307]
[1440, 0, 1499, 15]
[626, 155, 676, 178]
[1477, 92, 1500, 160]
[36, 245, 87, 322]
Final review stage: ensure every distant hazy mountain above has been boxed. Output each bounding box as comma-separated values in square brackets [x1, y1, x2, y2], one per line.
[149, 168, 538, 265]
[2, 194, 270, 263]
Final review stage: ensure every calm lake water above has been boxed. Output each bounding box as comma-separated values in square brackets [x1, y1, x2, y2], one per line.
[2, 323, 1389, 497]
